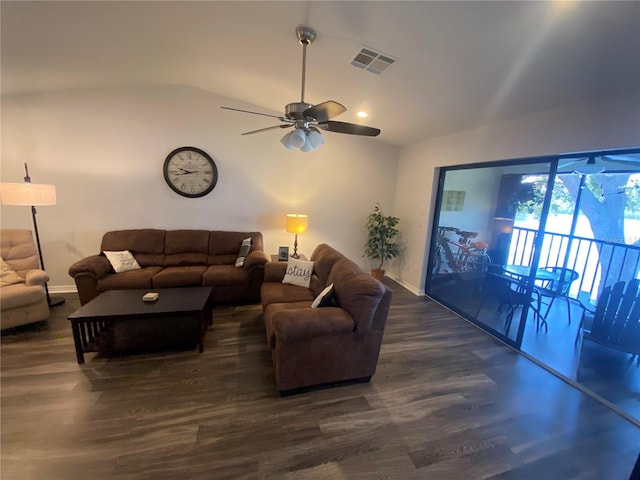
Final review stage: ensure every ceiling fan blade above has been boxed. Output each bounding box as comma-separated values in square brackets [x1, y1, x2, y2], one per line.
[241, 124, 293, 136]
[303, 101, 346, 122]
[318, 121, 381, 137]
[221, 106, 287, 121]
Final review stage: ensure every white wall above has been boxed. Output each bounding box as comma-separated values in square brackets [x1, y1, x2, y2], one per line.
[0, 85, 399, 291]
[438, 168, 503, 242]
[392, 90, 640, 295]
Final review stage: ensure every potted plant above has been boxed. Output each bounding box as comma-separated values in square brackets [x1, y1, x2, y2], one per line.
[364, 204, 400, 280]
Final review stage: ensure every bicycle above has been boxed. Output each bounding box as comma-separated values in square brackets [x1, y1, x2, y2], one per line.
[431, 227, 492, 278]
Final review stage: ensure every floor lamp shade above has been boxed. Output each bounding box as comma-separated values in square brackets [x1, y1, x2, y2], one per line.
[1, 176, 64, 307]
[286, 214, 308, 259]
[0, 183, 56, 206]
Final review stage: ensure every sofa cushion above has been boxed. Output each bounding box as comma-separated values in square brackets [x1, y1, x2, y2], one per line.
[101, 229, 166, 267]
[202, 265, 249, 287]
[152, 266, 207, 288]
[97, 266, 163, 291]
[209, 231, 263, 257]
[261, 282, 316, 307]
[282, 258, 314, 288]
[1, 258, 24, 286]
[163, 230, 209, 266]
[0, 283, 46, 310]
[103, 250, 141, 273]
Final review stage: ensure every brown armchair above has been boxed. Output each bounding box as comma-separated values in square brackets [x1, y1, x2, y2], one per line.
[261, 244, 392, 394]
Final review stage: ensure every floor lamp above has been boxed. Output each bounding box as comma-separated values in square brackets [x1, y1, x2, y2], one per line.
[0, 163, 65, 307]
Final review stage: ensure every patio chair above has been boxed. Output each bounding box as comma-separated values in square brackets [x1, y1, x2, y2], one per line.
[474, 271, 542, 335]
[577, 279, 640, 366]
[535, 267, 579, 325]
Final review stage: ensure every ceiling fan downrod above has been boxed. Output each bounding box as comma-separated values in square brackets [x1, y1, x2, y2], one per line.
[296, 26, 316, 104]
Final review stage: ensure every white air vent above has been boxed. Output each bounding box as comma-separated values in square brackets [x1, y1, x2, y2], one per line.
[350, 47, 397, 75]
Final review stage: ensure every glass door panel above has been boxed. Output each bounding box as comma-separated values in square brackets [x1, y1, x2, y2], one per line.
[427, 160, 553, 347]
[426, 148, 640, 424]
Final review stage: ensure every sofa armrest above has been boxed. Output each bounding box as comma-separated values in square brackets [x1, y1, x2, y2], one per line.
[273, 308, 355, 344]
[25, 269, 49, 286]
[68, 255, 112, 279]
[244, 250, 269, 270]
[264, 261, 288, 282]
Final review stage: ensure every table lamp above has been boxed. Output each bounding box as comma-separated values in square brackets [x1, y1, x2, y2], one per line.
[0, 163, 65, 307]
[286, 214, 308, 259]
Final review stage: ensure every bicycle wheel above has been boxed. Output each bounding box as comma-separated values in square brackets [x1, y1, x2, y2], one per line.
[479, 252, 492, 271]
[431, 247, 442, 278]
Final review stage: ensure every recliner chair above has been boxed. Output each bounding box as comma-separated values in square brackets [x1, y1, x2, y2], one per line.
[1, 229, 50, 330]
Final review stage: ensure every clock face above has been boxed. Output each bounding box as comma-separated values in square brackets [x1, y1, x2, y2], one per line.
[163, 147, 218, 198]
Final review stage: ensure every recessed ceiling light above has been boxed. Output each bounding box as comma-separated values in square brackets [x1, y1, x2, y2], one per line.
[356, 111, 368, 118]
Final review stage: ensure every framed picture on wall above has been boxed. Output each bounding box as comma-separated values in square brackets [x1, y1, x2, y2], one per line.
[442, 190, 466, 211]
[278, 246, 289, 261]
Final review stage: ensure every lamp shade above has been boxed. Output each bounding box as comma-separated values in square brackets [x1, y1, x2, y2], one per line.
[286, 214, 308, 234]
[0, 183, 56, 206]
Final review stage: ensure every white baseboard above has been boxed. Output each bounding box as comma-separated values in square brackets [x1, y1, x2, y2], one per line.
[385, 274, 425, 296]
[49, 285, 78, 294]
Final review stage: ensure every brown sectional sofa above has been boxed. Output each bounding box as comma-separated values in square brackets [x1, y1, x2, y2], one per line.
[261, 243, 392, 394]
[69, 229, 268, 305]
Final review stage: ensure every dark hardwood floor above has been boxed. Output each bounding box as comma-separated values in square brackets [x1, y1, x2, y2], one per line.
[2, 280, 639, 479]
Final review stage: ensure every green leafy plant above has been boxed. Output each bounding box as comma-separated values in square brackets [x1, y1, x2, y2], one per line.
[364, 204, 400, 271]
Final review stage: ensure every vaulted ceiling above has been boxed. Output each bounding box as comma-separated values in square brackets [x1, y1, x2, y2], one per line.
[2, 1, 639, 147]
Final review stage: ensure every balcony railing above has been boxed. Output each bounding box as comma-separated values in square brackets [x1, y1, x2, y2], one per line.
[507, 226, 640, 301]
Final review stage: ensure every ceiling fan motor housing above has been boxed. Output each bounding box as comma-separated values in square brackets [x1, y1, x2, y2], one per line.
[285, 102, 314, 126]
[296, 26, 316, 45]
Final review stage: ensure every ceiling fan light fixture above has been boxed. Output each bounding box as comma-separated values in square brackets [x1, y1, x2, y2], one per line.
[280, 132, 295, 149]
[290, 128, 306, 148]
[300, 138, 314, 152]
[307, 129, 324, 149]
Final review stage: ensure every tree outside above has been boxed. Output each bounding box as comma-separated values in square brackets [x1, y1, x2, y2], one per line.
[514, 173, 640, 294]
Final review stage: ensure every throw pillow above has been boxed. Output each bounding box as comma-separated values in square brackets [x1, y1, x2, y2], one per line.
[282, 258, 314, 288]
[0, 258, 24, 286]
[311, 283, 337, 308]
[235, 237, 252, 267]
[103, 250, 141, 273]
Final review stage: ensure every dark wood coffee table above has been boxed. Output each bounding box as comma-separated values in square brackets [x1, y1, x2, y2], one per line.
[68, 287, 213, 364]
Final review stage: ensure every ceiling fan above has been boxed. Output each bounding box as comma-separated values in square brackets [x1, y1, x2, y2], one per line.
[221, 25, 381, 152]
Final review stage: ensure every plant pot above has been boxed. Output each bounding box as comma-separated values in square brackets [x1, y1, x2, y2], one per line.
[371, 268, 385, 281]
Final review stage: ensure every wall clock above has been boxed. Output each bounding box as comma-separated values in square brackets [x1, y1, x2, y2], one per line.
[163, 146, 218, 198]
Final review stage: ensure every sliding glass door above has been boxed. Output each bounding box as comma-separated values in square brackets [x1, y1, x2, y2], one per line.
[427, 158, 553, 347]
[426, 148, 640, 425]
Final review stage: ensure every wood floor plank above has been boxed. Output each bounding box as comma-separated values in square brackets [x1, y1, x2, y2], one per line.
[1, 279, 638, 479]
